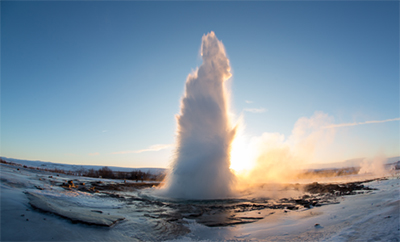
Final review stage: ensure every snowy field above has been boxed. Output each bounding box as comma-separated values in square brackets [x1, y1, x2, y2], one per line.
[1, 162, 399, 241]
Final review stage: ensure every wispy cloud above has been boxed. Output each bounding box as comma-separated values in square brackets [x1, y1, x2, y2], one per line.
[244, 108, 267, 113]
[89, 152, 99, 156]
[326, 117, 400, 128]
[245, 100, 253, 104]
[112, 144, 173, 155]
[102, 130, 108, 133]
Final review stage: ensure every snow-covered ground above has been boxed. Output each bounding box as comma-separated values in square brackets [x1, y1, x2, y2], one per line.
[0, 163, 182, 241]
[1, 163, 399, 241]
[175, 179, 399, 241]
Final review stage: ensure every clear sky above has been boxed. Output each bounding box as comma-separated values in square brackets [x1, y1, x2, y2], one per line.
[1, 1, 399, 168]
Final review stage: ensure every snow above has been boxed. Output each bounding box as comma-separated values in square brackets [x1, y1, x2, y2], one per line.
[1, 163, 399, 241]
[0, 164, 186, 241]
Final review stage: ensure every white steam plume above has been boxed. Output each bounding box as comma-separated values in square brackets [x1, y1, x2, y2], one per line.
[235, 111, 337, 187]
[159, 32, 236, 199]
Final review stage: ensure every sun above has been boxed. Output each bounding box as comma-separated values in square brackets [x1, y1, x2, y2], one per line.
[230, 132, 256, 174]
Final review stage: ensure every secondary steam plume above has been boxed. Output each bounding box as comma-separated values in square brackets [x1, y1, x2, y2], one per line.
[234, 112, 337, 188]
[160, 32, 236, 199]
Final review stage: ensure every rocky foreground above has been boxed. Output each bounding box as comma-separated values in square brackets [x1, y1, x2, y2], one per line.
[25, 166, 384, 227]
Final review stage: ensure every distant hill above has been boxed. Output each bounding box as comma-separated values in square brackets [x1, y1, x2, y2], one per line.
[307, 156, 400, 170]
[0, 157, 167, 175]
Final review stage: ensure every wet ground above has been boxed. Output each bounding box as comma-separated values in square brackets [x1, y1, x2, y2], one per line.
[51, 176, 380, 227]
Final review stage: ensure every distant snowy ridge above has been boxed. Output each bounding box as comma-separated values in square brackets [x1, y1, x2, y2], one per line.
[306, 156, 400, 170]
[0, 157, 167, 175]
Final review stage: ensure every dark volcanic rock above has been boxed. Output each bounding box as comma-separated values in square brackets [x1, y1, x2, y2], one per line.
[304, 181, 376, 195]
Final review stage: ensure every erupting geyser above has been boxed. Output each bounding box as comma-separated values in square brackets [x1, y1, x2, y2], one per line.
[161, 32, 237, 199]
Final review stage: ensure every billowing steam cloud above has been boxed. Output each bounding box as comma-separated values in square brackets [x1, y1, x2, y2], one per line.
[234, 111, 337, 188]
[159, 32, 236, 199]
[233, 111, 394, 188]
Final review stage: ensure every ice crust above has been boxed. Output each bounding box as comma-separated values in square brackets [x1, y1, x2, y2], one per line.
[26, 192, 125, 227]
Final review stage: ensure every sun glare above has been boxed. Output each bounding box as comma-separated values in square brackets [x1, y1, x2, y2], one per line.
[230, 133, 256, 174]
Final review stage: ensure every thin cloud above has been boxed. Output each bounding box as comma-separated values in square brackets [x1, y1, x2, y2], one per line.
[89, 152, 99, 156]
[245, 100, 253, 104]
[112, 144, 173, 155]
[244, 108, 267, 113]
[326, 117, 400, 129]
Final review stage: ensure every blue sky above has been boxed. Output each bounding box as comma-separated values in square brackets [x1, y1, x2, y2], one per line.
[1, 1, 399, 168]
